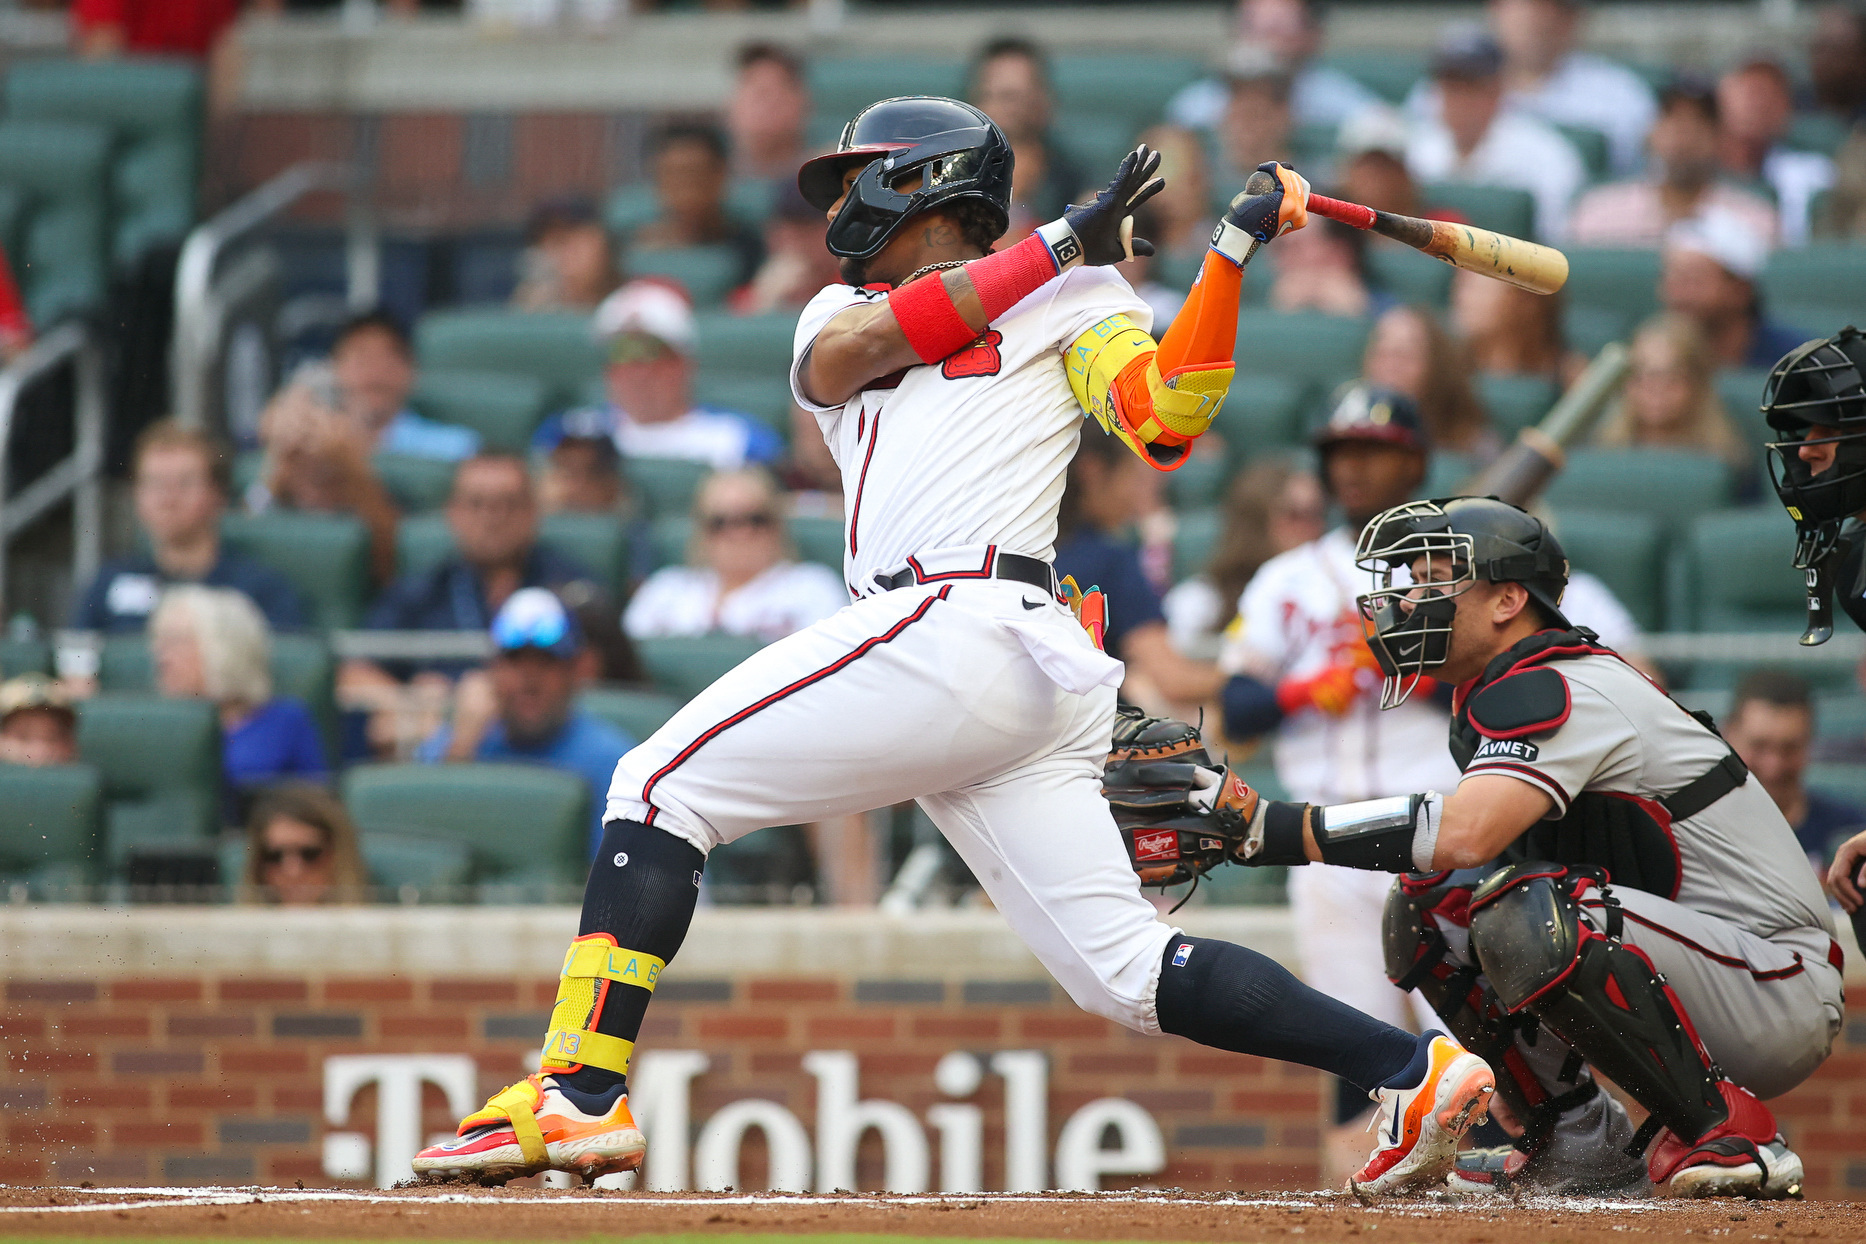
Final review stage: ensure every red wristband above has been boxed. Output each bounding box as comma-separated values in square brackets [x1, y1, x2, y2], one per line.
[968, 233, 1060, 320]
[889, 271, 977, 365]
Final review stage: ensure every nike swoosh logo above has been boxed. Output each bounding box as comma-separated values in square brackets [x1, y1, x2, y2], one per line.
[1021, 597, 1044, 610]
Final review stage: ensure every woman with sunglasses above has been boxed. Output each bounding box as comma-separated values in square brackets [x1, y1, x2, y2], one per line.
[623, 468, 844, 643]
[240, 783, 366, 905]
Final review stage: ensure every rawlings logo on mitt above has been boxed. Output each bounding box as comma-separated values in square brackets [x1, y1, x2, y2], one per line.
[1102, 706, 1263, 903]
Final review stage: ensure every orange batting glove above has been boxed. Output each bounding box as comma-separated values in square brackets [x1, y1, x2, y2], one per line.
[1276, 664, 1363, 716]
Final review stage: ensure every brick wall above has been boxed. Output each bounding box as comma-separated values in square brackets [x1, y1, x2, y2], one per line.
[4, 967, 1864, 1195]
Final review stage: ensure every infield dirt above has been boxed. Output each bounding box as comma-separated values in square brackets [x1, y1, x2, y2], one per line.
[2, 1186, 1865, 1244]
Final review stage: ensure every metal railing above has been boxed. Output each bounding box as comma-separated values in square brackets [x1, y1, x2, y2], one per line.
[171, 161, 379, 432]
[0, 323, 107, 606]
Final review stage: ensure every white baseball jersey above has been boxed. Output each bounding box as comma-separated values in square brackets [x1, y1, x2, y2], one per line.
[1223, 527, 1465, 807]
[789, 269, 1150, 594]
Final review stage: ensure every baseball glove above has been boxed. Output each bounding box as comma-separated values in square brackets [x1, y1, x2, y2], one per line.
[1102, 706, 1260, 900]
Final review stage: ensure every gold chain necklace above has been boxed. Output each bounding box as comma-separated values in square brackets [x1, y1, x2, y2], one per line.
[898, 258, 971, 287]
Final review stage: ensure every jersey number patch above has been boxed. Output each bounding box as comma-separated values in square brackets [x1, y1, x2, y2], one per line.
[942, 330, 1003, 379]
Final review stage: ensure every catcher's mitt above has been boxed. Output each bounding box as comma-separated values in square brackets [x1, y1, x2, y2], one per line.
[1102, 706, 1260, 897]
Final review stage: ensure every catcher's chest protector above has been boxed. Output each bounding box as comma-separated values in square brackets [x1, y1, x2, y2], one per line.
[1449, 630, 1744, 900]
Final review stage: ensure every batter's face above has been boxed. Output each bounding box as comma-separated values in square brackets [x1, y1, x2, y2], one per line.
[826, 164, 964, 286]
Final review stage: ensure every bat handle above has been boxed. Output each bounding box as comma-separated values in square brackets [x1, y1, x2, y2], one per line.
[1306, 194, 1377, 230]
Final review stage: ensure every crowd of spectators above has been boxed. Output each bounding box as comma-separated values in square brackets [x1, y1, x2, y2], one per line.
[11, 0, 1866, 908]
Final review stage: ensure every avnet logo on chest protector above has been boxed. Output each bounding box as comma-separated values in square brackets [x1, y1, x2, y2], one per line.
[1473, 737, 1540, 763]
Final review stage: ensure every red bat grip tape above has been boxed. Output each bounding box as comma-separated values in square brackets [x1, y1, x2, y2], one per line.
[1306, 194, 1377, 230]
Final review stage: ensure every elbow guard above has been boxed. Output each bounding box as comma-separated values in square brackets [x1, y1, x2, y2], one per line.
[1067, 314, 1233, 470]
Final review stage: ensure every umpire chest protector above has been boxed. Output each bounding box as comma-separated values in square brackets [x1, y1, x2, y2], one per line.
[1449, 628, 1749, 899]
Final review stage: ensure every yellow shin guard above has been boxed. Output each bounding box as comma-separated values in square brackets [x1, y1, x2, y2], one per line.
[539, 932, 665, 1077]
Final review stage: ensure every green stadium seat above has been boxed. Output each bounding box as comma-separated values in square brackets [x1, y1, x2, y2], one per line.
[1670, 507, 1803, 633]
[808, 58, 967, 128]
[1773, 304, 1852, 342]
[694, 310, 800, 379]
[1715, 369, 1773, 446]
[1050, 116, 1140, 191]
[1804, 764, 1866, 813]
[1050, 54, 1201, 127]
[1367, 244, 1454, 308]
[628, 245, 744, 308]
[416, 310, 603, 410]
[539, 511, 629, 596]
[395, 513, 456, 579]
[636, 634, 766, 702]
[1785, 112, 1852, 158]
[76, 694, 220, 853]
[693, 374, 794, 432]
[361, 831, 473, 892]
[374, 453, 458, 513]
[1543, 449, 1731, 540]
[1760, 245, 1866, 312]
[625, 456, 711, 518]
[1211, 374, 1311, 466]
[1554, 124, 1612, 184]
[1476, 373, 1558, 437]
[0, 634, 51, 678]
[1167, 447, 1230, 509]
[1423, 452, 1479, 498]
[0, 183, 28, 265]
[0, 763, 104, 891]
[1314, 52, 1427, 104]
[0, 119, 113, 323]
[1564, 248, 1663, 324]
[1421, 183, 1536, 239]
[788, 514, 844, 574]
[1564, 304, 1634, 357]
[3, 58, 202, 266]
[343, 762, 589, 889]
[1550, 508, 1666, 632]
[606, 179, 772, 238]
[221, 511, 372, 630]
[1289, 121, 1339, 171]
[96, 635, 152, 691]
[1172, 507, 1221, 583]
[650, 515, 690, 571]
[409, 369, 549, 452]
[579, 686, 682, 743]
[1233, 310, 1371, 384]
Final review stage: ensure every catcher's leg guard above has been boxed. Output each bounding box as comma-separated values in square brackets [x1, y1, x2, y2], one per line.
[1468, 862, 1798, 1197]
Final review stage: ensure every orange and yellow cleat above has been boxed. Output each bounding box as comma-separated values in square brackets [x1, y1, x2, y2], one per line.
[411, 1073, 645, 1185]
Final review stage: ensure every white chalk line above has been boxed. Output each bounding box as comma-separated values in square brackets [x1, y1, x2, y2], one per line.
[0, 1186, 1694, 1217]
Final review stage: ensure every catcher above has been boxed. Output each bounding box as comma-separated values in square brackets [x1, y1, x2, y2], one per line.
[1106, 496, 1841, 1199]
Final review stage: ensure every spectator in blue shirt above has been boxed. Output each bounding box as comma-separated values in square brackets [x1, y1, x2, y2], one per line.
[72, 421, 307, 633]
[417, 587, 635, 855]
[150, 584, 328, 821]
[1053, 426, 1222, 715]
[1722, 669, 1866, 878]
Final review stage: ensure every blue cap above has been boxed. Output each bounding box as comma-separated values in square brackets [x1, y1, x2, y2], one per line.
[490, 587, 583, 659]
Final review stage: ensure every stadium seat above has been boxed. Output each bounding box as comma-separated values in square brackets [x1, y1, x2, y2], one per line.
[1172, 508, 1221, 583]
[579, 686, 682, 743]
[1554, 124, 1612, 184]
[1805, 763, 1866, 813]
[1550, 508, 1666, 631]
[1367, 244, 1453, 308]
[1564, 305, 1633, 358]
[1167, 447, 1230, 509]
[97, 636, 152, 691]
[395, 513, 456, 579]
[650, 515, 690, 571]
[0, 763, 104, 891]
[694, 310, 800, 379]
[221, 511, 372, 630]
[415, 310, 603, 411]
[0, 633, 51, 678]
[1542, 450, 1731, 539]
[0, 119, 113, 323]
[1564, 248, 1663, 325]
[628, 244, 744, 308]
[1211, 374, 1311, 466]
[1423, 452, 1479, 498]
[1773, 304, 1852, 342]
[636, 634, 766, 702]
[1715, 369, 1773, 446]
[1420, 183, 1536, 239]
[76, 694, 220, 854]
[1476, 374, 1558, 438]
[693, 374, 793, 433]
[3, 58, 202, 266]
[1760, 245, 1866, 314]
[1673, 508, 1803, 633]
[1051, 115, 1141, 189]
[374, 454, 459, 513]
[343, 763, 589, 889]
[410, 369, 550, 452]
[0, 183, 28, 266]
[1233, 310, 1371, 384]
[789, 514, 845, 573]
[625, 456, 712, 518]
[539, 511, 630, 596]
[1785, 112, 1852, 158]
[1314, 51, 1427, 104]
[1050, 54, 1201, 128]
[361, 831, 473, 892]
[808, 58, 967, 128]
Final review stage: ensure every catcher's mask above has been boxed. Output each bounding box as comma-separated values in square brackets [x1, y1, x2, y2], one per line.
[1354, 497, 1570, 709]
[797, 96, 1012, 261]
[1762, 326, 1866, 569]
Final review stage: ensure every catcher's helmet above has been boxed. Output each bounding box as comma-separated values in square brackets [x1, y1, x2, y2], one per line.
[797, 96, 1012, 261]
[1762, 326, 1866, 566]
[1353, 497, 1570, 708]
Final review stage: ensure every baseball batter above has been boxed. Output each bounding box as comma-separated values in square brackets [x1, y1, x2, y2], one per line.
[413, 96, 1497, 1192]
[1118, 497, 1838, 1198]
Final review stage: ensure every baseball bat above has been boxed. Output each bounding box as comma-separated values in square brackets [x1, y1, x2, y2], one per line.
[1456, 341, 1632, 507]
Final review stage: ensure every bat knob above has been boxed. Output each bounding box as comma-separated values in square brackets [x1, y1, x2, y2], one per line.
[1243, 170, 1278, 196]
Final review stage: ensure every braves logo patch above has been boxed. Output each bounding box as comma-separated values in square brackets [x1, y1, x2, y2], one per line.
[1133, 830, 1178, 862]
[942, 330, 1003, 379]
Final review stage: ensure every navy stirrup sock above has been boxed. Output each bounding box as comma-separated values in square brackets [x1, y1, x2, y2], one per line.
[1154, 935, 1423, 1095]
[557, 819, 706, 1096]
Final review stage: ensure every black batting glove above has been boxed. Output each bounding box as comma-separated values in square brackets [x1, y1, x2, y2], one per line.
[1034, 145, 1165, 269]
